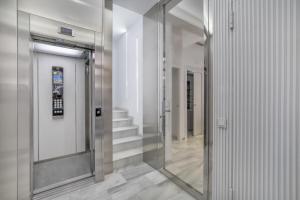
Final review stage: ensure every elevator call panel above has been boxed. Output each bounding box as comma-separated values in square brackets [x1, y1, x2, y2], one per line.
[52, 66, 64, 117]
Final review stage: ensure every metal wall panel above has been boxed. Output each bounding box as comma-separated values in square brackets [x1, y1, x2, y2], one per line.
[232, 0, 299, 199]
[17, 11, 32, 200]
[94, 0, 112, 181]
[142, 2, 164, 170]
[18, 0, 102, 32]
[30, 15, 95, 46]
[211, 0, 233, 199]
[102, 0, 113, 175]
[0, 0, 18, 199]
[94, 31, 104, 182]
[213, 0, 299, 199]
[297, 2, 300, 199]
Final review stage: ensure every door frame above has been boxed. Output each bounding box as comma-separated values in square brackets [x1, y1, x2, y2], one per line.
[17, 8, 112, 197]
[30, 40, 95, 194]
[158, 0, 212, 199]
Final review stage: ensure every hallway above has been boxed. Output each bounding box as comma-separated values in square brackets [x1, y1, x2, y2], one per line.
[166, 135, 204, 193]
[40, 163, 196, 200]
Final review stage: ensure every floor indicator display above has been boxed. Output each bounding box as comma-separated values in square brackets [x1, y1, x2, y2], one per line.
[52, 66, 64, 117]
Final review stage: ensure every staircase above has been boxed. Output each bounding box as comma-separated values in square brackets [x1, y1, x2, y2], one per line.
[113, 109, 143, 170]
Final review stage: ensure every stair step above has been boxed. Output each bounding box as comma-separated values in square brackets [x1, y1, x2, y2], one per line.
[113, 148, 143, 169]
[113, 136, 143, 153]
[113, 117, 133, 128]
[113, 109, 128, 119]
[113, 126, 138, 139]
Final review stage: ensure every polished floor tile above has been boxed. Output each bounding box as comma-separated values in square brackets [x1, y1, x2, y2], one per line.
[45, 163, 196, 200]
[165, 135, 204, 193]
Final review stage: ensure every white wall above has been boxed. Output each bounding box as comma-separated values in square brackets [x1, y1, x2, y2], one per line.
[212, 0, 300, 199]
[113, 15, 143, 134]
[33, 53, 86, 161]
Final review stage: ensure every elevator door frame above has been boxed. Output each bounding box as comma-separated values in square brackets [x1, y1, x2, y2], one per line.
[159, 0, 211, 199]
[16, 11, 107, 198]
[16, 1, 113, 197]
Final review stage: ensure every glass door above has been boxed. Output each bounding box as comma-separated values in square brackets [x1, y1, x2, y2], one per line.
[162, 0, 208, 198]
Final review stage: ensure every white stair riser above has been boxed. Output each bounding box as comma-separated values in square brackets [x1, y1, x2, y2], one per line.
[112, 109, 143, 170]
[113, 111, 128, 119]
[113, 128, 138, 139]
[113, 119, 132, 128]
[113, 154, 143, 169]
[113, 140, 142, 153]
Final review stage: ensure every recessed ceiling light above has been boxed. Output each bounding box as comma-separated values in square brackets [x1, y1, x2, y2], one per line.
[33, 43, 83, 58]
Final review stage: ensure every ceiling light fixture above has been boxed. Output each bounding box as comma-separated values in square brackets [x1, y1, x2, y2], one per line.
[33, 42, 83, 58]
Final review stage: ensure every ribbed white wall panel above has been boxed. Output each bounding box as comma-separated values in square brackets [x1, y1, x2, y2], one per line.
[212, 0, 299, 199]
[212, 0, 233, 199]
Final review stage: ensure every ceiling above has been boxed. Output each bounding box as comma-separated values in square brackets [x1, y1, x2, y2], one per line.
[113, 0, 205, 43]
[177, 0, 203, 21]
[169, 0, 204, 29]
[167, 0, 206, 45]
[113, 4, 142, 38]
[113, 0, 158, 15]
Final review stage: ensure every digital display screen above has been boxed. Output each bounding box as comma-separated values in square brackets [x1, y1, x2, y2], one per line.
[53, 72, 63, 84]
[52, 66, 64, 117]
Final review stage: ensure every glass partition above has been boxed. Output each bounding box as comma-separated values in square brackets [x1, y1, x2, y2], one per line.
[163, 0, 207, 195]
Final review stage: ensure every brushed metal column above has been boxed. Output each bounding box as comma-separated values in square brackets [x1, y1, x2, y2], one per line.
[94, 30, 105, 182]
[94, 0, 113, 182]
[102, 0, 113, 175]
[0, 0, 18, 199]
[17, 11, 32, 200]
[143, 2, 164, 170]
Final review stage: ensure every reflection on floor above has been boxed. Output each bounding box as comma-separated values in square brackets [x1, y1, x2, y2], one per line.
[165, 135, 204, 193]
[44, 163, 196, 200]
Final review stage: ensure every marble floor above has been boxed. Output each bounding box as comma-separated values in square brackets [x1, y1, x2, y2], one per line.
[43, 163, 196, 200]
[165, 135, 204, 193]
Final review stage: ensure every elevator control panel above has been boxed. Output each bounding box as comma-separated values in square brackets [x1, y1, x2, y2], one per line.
[52, 66, 64, 117]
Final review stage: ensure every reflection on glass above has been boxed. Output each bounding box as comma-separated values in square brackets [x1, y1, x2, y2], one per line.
[164, 0, 205, 193]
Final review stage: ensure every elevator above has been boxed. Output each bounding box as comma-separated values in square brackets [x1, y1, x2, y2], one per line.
[31, 40, 94, 193]
[14, 0, 112, 199]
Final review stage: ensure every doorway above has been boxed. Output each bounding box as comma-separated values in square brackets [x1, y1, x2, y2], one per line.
[31, 41, 95, 194]
[187, 71, 194, 136]
[16, 12, 102, 196]
[172, 68, 180, 140]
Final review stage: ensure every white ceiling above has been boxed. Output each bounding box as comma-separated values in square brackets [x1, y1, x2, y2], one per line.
[177, 0, 203, 21]
[113, 4, 141, 38]
[169, 0, 204, 29]
[113, 0, 205, 43]
[168, 0, 205, 45]
[113, 0, 158, 15]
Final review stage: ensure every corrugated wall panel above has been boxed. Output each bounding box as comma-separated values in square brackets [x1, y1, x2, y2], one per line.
[212, 0, 233, 199]
[213, 0, 299, 199]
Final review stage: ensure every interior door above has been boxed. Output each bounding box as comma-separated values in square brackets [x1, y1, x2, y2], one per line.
[193, 72, 204, 136]
[171, 68, 180, 140]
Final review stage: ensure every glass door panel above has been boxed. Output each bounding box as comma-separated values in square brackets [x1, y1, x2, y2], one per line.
[163, 0, 207, 196]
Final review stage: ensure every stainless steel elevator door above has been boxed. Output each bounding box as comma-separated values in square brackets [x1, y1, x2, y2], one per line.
[32, 43, 94, 193]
